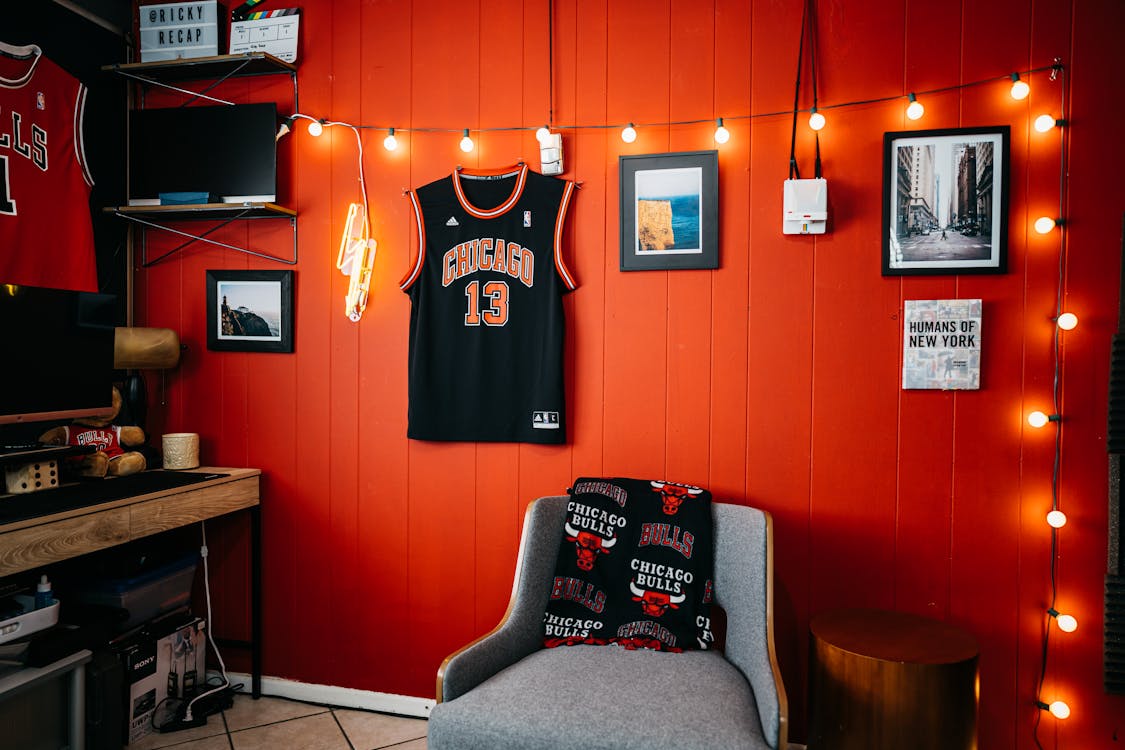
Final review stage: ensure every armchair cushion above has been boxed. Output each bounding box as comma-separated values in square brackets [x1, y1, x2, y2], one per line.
[428, 643, 774, 750]
[543, 477, 715, 652]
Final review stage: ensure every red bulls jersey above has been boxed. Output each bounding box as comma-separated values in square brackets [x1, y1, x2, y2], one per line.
[63, 424, 126, 457]
[0, 43, 97, 292]
[401, 164, 576, 443]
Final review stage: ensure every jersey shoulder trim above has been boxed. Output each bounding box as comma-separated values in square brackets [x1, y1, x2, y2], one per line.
[555, 180, 577, 290]
[399, 190, 427, 291]
[74, 83, 93, 187]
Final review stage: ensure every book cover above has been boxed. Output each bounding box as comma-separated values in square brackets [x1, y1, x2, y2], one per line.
[903, 299, 982, 390]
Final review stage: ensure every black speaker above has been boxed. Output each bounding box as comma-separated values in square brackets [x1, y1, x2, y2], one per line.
[1109, 335, 1125, 454]
[86, 648, 125, 750]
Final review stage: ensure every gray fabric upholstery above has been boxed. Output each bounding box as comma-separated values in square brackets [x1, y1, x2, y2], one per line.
[712, 503, 783, 748]
[429, 645, 772, 750]
[438, 496, 569, 702]
[432, 496, 786, 750]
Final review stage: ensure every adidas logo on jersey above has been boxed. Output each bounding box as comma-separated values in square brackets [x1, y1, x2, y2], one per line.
[532, 411, 560, 429]
[446, 216, 459, 226]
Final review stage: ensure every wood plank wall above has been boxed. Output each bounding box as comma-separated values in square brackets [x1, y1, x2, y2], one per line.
[132, 0, 1125, 746]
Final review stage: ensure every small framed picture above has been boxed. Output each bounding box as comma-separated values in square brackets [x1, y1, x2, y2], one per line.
[882, 126, 1009, 276]
[619, 150, 719, 271]
[206, 270, 294, 352]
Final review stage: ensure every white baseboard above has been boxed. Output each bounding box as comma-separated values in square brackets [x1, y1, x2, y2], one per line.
[224, 672, 435, 718]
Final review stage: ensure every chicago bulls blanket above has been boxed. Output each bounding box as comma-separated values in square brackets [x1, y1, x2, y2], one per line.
[542, 477, 714, 652]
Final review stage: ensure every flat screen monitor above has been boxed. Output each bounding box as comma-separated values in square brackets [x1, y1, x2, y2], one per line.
[129, 102, 278, 203]
[0, 284, 116, 427]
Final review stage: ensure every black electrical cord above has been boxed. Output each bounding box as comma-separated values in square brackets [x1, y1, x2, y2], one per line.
[1032, 58, 1069, 750]
[787, 0, 808, 180]
[809, 0, 822, 179]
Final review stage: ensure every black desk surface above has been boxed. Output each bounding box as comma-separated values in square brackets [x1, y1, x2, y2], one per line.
[0, 471, 229, 525]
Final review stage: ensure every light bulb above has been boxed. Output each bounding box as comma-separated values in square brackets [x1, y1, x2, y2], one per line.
[536, 125, 551, 144]
[1010, 73, 1030, 100]
[1056, 614, 1078, 633]
[1048, 701, 1070, 719]
[808, 108, 826, 131]
[714, 118, 730, 144]
[1035, 216, 1059, 234]
[621, 123, 637, 143]
[1028, 411, 1051, 428]
[383, 128, 398, 151]
[1046, 509, 1067, 528]
[307, 119, 324, 137]
[1035, 114, 1057, 132]
[1056, 312, 1078, 330]
[460, 129, 474, 153]
[906, 94, 924, 121]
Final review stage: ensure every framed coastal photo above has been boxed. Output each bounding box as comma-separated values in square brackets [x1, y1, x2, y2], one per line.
[206, 270, 294, 352]
[882, 126, 1009, 276]
[619, 150, 719, 271]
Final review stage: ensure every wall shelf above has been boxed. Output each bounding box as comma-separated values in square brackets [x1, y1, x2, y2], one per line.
[102, 52, 299, 266]
[102, 52, 295, 82]
[105, 204, 297, 266]
[101, 52, 298, 108]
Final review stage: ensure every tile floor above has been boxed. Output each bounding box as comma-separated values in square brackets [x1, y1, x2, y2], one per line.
[129, 694, 427, 750]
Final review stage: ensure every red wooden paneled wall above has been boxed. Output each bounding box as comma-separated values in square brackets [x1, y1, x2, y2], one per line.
[132, 0, 1125, 746]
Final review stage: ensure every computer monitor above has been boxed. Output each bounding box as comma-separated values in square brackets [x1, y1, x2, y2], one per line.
[0, 284, 116, 428]
[128, 102, 278, 203]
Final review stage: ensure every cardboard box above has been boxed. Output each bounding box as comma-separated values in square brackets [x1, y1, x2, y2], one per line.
[118, 613, 207, 744]
[139, 1, 223, 62]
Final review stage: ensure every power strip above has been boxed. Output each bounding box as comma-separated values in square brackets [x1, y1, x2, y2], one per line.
[158, 685, 235, 733]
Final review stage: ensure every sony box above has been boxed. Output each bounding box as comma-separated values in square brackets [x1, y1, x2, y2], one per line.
[118, 614, 207, 744]
[139, 1, 223, 62]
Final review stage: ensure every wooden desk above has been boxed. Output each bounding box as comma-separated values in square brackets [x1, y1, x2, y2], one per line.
[0, 468, 262, 696]
[808, 608, 979, 750]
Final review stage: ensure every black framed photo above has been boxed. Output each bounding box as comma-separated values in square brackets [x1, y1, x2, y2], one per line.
[206, 270, 294, 352]
[882, 126, 1009, 276]
[619, 150, 719, 271]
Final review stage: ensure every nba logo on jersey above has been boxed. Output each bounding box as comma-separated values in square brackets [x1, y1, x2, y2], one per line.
[523, 210, 532, 227]
[532, 411, 560, 429]
[36, 92, 45, 110]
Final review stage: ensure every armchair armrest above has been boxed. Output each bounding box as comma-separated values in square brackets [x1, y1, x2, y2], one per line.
[713, 504, 789, 750]
[436, 495, 568, 703]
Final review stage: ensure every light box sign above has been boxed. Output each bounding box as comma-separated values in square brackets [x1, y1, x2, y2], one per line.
[139, 1, 222, 62]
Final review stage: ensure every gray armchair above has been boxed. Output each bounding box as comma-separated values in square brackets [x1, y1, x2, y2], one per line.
[428, 495, 789, 750]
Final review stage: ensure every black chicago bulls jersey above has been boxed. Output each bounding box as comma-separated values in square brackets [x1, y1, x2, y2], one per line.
[401, 164, 576, 443]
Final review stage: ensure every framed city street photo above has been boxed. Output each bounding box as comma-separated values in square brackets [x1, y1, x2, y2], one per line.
[206, 270, 294, 352]
[882, 126, 1009, 276]
[619, 150, 719, 271]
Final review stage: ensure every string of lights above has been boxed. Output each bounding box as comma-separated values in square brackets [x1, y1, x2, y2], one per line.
[1027, 59, 1076, 747]
[282, 62, 1065, 150]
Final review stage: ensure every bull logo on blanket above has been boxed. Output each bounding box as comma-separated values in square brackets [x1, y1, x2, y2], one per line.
[650, 480, 703, 515]
[564, 522, 617, 571]
[629, 581, 686, 617]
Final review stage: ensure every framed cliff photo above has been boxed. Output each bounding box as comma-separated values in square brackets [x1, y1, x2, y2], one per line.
[882, 126, 1009, 276]
[619, 150, 719, 271]
[206, 270, 294, 352]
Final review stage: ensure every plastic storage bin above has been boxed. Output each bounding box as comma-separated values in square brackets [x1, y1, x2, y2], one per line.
[77, 554, 199, 630]
[0, 595, 60, 646]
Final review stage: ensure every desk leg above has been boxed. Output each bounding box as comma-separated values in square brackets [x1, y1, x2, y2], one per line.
[251, 504, 262, 699]
[70, 662, 86, 750]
